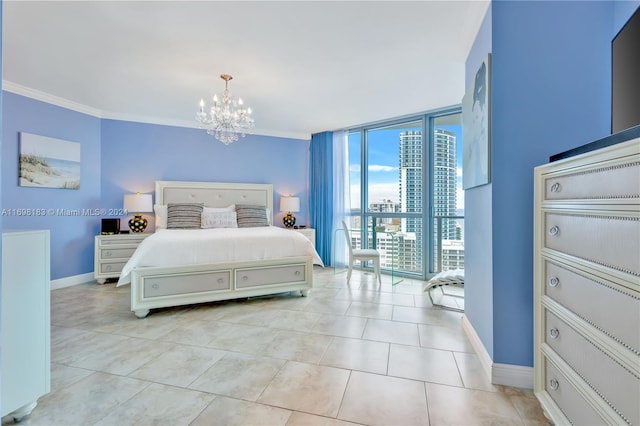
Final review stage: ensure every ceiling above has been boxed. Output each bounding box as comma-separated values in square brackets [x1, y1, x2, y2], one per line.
[2, 1, 489, 140]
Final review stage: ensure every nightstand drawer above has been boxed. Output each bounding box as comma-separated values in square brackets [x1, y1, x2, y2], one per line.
[98, 236, 147, 246]
[100, 247, 137, 260]
[100, 262, 127, 274]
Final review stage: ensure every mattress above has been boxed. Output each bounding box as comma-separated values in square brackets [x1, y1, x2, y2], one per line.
[117, 226, 323, 286]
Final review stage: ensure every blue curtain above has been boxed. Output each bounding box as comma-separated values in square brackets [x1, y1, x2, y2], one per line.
[309, 131, 333, 265]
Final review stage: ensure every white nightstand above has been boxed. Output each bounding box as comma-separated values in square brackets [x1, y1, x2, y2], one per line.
[291, 227, 315, 249]
[94, 233, 148, 284]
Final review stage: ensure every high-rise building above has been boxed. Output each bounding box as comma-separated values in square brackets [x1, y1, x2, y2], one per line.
[399, 128, 459, 271]
[399, 130, 423, 271]
[433, 128, 458, 240]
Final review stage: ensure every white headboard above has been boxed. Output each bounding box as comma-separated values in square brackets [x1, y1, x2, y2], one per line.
[155, 181, 274, 224]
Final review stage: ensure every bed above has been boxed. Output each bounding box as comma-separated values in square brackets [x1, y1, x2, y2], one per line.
[117, 181, 322, 318]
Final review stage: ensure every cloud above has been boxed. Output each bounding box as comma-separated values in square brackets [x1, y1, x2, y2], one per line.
[350, 183, 399, 209]
[350, 165, 361, 173]
[368, 164, 397, 172]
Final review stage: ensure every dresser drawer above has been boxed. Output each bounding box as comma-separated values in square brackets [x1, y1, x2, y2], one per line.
[544, 159, 640, 201]
[545, 310, 640, 425]
[99, 247, 137, 260]
[544, 212, 640, 276]
[544, 357, 604, 426]
[544, 261, 640, 354]
[235, 264, 307, 289]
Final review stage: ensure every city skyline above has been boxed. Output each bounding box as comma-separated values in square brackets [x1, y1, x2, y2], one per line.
[348, 124, 463, 212]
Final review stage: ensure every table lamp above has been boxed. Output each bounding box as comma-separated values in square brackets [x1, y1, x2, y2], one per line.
[279, 196, 300, 228]
[123, 193, 153, 232]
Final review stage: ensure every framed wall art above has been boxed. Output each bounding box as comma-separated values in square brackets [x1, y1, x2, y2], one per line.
[462, 53, 491, 190]
[19, 132, 81, 189]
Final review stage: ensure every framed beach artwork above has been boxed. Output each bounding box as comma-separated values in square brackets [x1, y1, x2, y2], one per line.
[19, 132, 81, 189]
[462, 53, 491, 190]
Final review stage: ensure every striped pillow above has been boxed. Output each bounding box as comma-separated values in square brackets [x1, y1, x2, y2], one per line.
[236, 204, 269, 227]
[167, 203, 204, 229]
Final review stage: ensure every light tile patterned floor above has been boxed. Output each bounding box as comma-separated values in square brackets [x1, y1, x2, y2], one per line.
[3, 267, 550, 426]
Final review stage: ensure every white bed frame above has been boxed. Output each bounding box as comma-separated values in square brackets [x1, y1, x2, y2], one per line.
[129, 181, 313, 318]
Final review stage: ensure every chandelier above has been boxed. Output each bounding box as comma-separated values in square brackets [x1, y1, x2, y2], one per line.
[196, 74, 255, 145]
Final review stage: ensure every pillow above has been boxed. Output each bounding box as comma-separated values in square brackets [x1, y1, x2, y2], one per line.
[236, 204, 269, 227]
[203, 204, 235, 213]
[154, 204, 168, 230]
[166, 203, 204, 229]
[202, 211, 238, 228]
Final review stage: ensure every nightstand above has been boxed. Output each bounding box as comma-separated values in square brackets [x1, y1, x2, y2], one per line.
[292, 227, 315, 249]
[94, 233, 148, 284]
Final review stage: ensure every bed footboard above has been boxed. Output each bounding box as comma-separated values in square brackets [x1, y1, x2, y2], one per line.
[130, 256, 313, 318]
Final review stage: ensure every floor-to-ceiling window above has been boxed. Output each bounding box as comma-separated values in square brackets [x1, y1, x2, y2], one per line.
[344, 107, 463, 279]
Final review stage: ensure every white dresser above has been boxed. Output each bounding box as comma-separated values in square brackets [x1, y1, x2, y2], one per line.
[533, 137, 640, 425]
[1, 230, 51, 421]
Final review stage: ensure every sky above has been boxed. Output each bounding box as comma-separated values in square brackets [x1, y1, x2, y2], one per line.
[348, 124, 464, 212]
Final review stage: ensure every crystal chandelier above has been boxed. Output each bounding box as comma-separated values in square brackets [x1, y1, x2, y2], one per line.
[196, 74, 254, 145]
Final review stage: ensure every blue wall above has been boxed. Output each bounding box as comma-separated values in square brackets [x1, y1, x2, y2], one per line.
[464, 7, 494, 359]
[1, 93, 311, 280]
[100, 119, 311, 231]
[2, 92, 101, 280]
[465, 0, 637, 368]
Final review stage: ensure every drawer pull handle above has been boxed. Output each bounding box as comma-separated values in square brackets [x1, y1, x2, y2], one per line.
[548, 277, 559, 287]
[105, 265, 112, 271]
[549, 328, 559, 339]
[549, 378, 559, 390]
[294, 270, 301, 276]
[217, 278, 224, 284]
[104, 251, 112, 257]
[242, 276, 248, 281]
[548, 226, 559, 236]
[152, 283, 159, 289]
[550, 182, 561, 193]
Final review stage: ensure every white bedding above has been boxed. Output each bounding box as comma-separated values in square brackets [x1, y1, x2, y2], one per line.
[117, 226, 323, 286]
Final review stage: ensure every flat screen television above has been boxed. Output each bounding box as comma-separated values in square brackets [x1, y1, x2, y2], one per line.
[612, 6, 640, 134]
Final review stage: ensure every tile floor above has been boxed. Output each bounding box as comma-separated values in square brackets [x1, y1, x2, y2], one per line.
[3, 267, 550, 426]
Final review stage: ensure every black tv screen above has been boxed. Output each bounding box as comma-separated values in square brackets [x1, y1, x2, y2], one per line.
[612, 7, 640, 134]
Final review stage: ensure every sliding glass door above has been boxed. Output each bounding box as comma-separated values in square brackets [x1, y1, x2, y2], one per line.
[345, 107, 463, 279]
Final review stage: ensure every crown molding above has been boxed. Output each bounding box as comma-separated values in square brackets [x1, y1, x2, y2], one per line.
[2, 80, 311, 141]
[2, 80, 104, 118]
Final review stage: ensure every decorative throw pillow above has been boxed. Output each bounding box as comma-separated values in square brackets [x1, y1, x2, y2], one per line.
[154, 204, 168, 229]
[236, 204, 269, 227]
[201, 211, 238, 228]
[203, 204, 235, 214]
[166, 203, 204, 229]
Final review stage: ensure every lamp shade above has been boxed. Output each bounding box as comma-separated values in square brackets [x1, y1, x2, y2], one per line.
[279, 196, 300, 213]
[123, 193, 153, 213]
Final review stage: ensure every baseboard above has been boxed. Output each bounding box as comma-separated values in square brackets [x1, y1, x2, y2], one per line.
[50, 272, 94, 290]
[462, 314, 533, 389]
[461, 314, 493, 381]
[492, 363, 534, 389]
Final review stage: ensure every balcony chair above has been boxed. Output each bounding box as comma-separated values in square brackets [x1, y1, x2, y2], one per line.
[341, 220, 382, 285]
